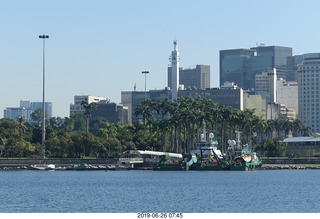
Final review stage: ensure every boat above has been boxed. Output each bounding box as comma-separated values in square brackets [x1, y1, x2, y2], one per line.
[66, 163, 90, 170]
[153, 124, 262, 171]
[153, 153, 185, 171]
[30, 164, 57, 170]
[187, 132, 230, 171]
[187, 128, 262, 171]
[226, 132, 262, 171]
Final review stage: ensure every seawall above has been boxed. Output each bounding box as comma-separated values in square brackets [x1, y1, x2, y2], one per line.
[0, 158, 118, 170]
[2, 157, 320, 170]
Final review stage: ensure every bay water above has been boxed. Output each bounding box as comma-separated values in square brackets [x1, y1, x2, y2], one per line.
[0, 169, 319, 213]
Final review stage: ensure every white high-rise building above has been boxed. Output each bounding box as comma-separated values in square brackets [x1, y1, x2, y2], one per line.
[70, 95, 109, 115]
[170, 40, 180, 101]
[298, 53, 320, 133]
[276, 78, 298, 119]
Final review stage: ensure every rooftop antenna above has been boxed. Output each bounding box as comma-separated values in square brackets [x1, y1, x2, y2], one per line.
[134, 83, 136, 91]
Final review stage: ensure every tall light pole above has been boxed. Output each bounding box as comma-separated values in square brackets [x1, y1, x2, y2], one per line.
[142, 71, 149, 100]
[39, 34, 49, 159]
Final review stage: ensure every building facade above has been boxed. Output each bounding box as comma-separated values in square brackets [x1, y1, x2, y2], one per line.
[3, 100, 52, 122]
[220, 45, 292, 91]
[298, 53, 320, 133]
[219, 49, 254, 90]
[70, 95, 128, 124]
[168, 65, 210, 90]
[91, 102, 129, 124]
[287, 55, 304, 81]
[70, 95, 109, 115]
[276, 78, 298, 119]
[250, 46, 292, 82]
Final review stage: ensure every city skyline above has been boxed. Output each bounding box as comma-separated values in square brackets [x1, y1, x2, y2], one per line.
[2, 0, 320, 118]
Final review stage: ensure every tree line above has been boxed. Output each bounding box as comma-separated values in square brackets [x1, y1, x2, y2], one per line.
[0, 97, 313, 158]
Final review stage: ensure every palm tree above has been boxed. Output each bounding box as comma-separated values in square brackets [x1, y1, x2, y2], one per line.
[81, 98, 97, 133]
[134, 99, 154, 126]
[16, 116, 26, 139]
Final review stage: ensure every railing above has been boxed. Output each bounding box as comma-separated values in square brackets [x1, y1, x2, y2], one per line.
[118, 157, 144, 163]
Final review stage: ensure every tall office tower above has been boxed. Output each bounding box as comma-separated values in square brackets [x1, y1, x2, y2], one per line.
[169, 40, 180, 101]
[219, 49, 254, 90]
[168, 65, 210, 90]
[287, 55, 304, 81]
[298, 53, 320, 133]
[251, 45, 292, 83]
[220, 46, 292, 91]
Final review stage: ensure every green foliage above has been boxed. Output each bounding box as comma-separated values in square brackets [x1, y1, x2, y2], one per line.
[0, 97, 314, 158]
[255, 138, 286, 157]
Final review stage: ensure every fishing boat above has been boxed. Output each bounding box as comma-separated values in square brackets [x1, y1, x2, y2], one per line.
[187, 127, 262, 171]
[187, 132, 229, 170]
[226, 132, 262, 171]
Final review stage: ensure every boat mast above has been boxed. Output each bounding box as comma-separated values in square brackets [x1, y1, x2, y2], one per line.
[235, 131, 242, 150]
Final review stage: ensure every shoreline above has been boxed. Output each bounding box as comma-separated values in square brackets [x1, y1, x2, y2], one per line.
[2, 164, 320, 171]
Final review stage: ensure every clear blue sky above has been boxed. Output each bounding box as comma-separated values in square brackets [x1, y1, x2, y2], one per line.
[1, 0, 320, 118]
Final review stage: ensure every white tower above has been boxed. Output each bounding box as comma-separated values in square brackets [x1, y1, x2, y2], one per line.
[267, 68, 277, 103]
[170, 40, 180, 101]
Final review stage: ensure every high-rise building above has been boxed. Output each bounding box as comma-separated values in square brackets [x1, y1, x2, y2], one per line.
[3, 100, 52, 122]
[70, 95, 128, 124]
[276, 78, 298, 119]
[168, 65, 210, 90]
[219, 49, 254, 90]
[70, 95, 109, 115]
[91, 102, 129, 124]
[298, 53, 320, 133]
[251, 46, 292, 80]
[287, 55, 304, 81]
[220, 45, 292, 91]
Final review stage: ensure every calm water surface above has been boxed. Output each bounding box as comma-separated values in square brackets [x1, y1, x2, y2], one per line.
[0, 169, 319, 213]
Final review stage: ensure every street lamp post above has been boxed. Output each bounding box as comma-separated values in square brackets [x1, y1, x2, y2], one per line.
[39, 34, 49, 159]
[142, 71, 149, 100]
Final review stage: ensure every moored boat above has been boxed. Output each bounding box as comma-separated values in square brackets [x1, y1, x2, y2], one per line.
[66, 163, 90, 170]
[187, 132, 229, 171]
[30, 164, 57, 170]
[153, 154, 185, 171]
[226, 131, 262, 171]
[186, 128, 262, 171]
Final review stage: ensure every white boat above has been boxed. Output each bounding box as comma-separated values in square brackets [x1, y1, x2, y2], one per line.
[30, 164, 57, 170]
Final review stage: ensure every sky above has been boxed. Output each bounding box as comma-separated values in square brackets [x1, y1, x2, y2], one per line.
[1, 0, 320, 118]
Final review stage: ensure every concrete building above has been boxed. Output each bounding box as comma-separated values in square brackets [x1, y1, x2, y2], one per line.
[70, 95, 128, 124]
[121, 83, 276, 124]
[255, 68, 277, 98]
[179, 84, 243, 110]
[3, 100, 52, 122]
[122, 83, 246, 123]
[242, 91, 267, 119]
[298, 53, 320, 133]
[70, 95, 109, 115]
[276, 78, 298, 119]
[168, 65, 210, 90]
[91, 102, 129, 124]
